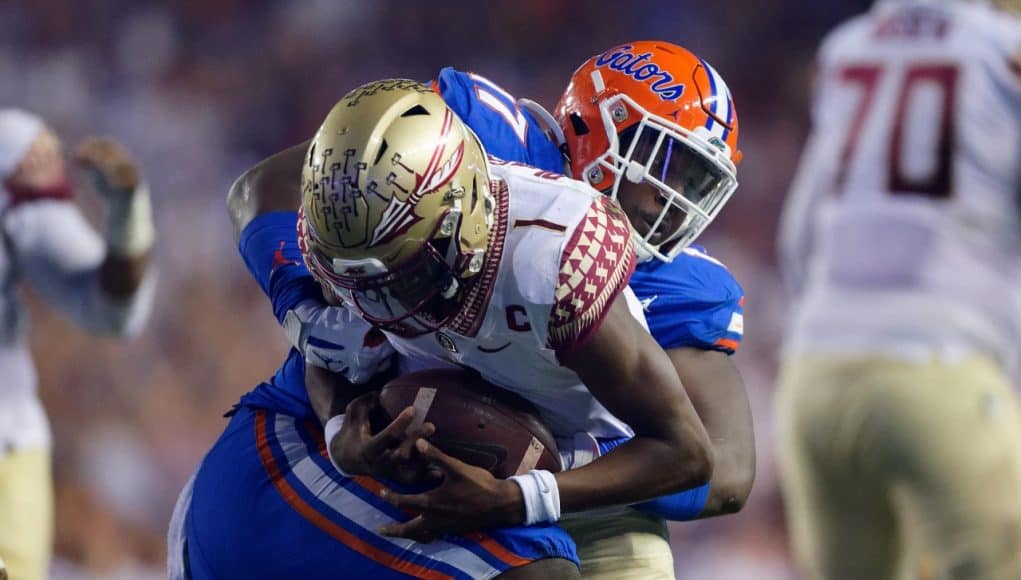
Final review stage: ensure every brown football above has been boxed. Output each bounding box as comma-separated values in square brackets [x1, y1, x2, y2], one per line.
[379, 368, 561, 478]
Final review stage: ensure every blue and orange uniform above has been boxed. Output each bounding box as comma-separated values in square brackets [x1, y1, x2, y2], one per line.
[181, 209, 577, 579]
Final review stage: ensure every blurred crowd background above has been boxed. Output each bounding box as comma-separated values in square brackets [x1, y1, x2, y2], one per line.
[1, 0, 872, 577]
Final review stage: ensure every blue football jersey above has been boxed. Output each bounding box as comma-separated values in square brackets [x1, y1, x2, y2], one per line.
[434, 68, 564, 174]
[629, 245, 745, 353]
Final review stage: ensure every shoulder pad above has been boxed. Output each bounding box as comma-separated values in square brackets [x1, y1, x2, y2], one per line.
[630, 245, 745, 353]
[435, 67, 564, 173]
[548, 196, 635, 358]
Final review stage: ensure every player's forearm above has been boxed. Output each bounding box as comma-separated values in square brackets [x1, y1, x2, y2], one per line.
[228, 139, 311, 244]
[306, 362, 383, 426]
[307, 363, 351, 426]
[589, 436, 713, 520]
[668, 347, 756, 518]
[237, 210, 320, 322]
[555, 429, 713, 514]
[561, 297, 714, 512]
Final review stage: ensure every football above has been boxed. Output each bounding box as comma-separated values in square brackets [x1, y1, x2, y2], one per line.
[379, 368, 561, 478]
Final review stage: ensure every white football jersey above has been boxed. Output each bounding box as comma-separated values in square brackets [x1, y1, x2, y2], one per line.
[0, 198, 154, 451]
[781, 0, 1021, 368]
[386, 161, 641, 439]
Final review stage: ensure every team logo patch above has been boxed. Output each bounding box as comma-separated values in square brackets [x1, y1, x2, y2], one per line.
[595, 45, 685, 101]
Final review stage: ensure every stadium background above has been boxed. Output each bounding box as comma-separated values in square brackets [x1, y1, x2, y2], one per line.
[1, 0, 870, 577]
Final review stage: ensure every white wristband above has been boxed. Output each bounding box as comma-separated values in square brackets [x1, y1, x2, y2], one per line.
[508, 469, 561, 525]
[324, 414, 348, 475]
[106, 182, 155, 257]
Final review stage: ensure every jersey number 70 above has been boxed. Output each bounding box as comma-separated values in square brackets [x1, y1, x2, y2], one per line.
[834, 63, 959, 199]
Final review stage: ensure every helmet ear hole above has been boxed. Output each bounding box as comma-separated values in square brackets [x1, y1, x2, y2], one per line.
[373, 139, 389, 166]
[569, 113, 590, 137]
[430, 235, 451, 252]
[429, 235, 453, 266]
[470, 176, 479, 213]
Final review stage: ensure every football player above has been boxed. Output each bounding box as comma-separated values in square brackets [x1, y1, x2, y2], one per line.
[0, 110, 156, 580]
[777, 1, 1021, 578]
[462, 42, 754, 579]
[172, 81, 714, 580]
[211, 42, 753, 580]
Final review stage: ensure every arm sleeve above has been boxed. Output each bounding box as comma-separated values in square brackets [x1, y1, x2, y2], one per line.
[237, 210, 321, 324]
[650, 294, 744, 354]
[548, 196, 636, 361]
[635, 248, 745, 354]
[5, 199, 155, 337]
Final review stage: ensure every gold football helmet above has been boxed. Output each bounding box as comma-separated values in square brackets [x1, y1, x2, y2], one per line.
[299, 79, 493, 336]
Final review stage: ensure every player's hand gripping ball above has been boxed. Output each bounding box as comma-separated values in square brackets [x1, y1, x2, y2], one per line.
[380, 368, 561, 479]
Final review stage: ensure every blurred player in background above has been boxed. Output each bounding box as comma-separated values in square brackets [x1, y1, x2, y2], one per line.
[777, 1, 1021, 578]
[0, 110, 156, 580]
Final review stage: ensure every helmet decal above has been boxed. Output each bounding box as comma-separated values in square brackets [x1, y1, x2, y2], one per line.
[594, 45, 686, 101]
[369, 109, 464, 248]
[696, 58, 735, 141]
[555, 41, 741, 262]
[306, 146, 369, 249]
[300, 80, 493, 335]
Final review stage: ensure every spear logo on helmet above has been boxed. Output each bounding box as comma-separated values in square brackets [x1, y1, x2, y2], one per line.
[368, 109, 464, 248]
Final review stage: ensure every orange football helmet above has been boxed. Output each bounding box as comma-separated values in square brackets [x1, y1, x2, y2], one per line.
[554, 41, 741, 262]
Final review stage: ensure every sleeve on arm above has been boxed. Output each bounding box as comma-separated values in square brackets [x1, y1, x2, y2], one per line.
[238, 210, 321, 324]
[547, 196, 636, 361]
[435, 67, 564, 173]
[639, 250, 745, 354]
[633, 482, 711, 520]
[7, 199, 154, 336]
[649, 291, 745, 354]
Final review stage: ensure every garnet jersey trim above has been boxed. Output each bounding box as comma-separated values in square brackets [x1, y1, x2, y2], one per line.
[446, 181, 509, 337]
[3, 179, 74, 209]
[548, 196, 636, 358]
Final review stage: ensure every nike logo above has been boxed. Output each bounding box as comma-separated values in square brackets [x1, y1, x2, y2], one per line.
[271, 240, 300, 270]
[639, 295, 658, 312]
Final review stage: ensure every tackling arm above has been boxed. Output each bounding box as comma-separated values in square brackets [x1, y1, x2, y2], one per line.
[227, 139, 310, 244]
[557, 296, 714, 512]
[662, 346, 754, 516]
